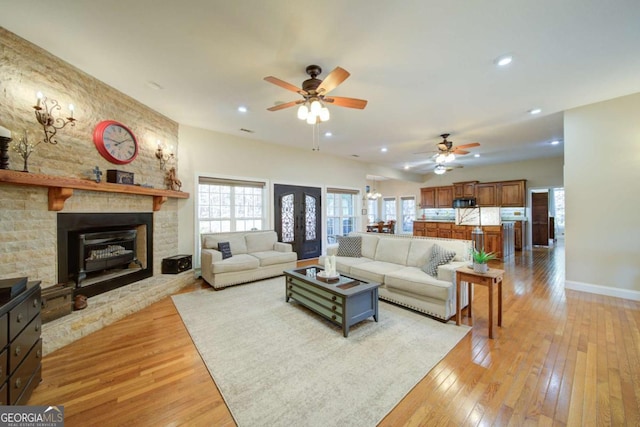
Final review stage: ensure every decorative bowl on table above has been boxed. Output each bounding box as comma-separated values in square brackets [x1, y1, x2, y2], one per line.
[317, 270, 340, 282]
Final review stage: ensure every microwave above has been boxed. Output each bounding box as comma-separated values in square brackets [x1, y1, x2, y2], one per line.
[452, 198, 476, 208]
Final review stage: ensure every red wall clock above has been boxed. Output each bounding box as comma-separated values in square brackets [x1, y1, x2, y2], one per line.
[93, 120, 139, 164]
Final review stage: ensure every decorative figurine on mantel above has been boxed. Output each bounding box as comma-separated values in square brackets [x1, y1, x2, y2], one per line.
[165, 167, 182, 191]
[92, 166, 103, 183]
[12, 130, 37, 172]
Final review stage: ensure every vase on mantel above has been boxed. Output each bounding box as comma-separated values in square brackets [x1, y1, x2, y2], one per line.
[21, 154, 30, 173]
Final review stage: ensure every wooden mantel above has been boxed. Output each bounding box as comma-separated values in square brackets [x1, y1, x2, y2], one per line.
[0, 169, 189, 211]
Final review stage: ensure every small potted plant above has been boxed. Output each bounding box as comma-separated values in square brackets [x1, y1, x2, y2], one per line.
[472, 248, 496, 273]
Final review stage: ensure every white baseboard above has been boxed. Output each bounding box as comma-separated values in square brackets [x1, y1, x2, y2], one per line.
[565, 280, 640, 301]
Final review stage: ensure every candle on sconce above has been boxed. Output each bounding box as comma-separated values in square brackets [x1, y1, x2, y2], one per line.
[36, 91, 43, 108]
[68, 104, 74, 119]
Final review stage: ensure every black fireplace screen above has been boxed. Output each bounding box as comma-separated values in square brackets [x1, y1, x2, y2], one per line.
[57, 212, 153, 298]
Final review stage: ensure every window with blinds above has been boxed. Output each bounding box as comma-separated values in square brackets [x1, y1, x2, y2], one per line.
[400, 196, 416, 234]
[326, 188, 359, 244]
[197, 177, 266, 234]
[382, 197, 397, 222]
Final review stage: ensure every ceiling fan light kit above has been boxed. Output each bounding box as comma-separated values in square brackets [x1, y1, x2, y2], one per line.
[264, 64, 367, 126]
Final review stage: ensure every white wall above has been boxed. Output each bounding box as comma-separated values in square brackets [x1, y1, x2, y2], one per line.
[176, 125, 419, 256]
[564, 92, 640, 299]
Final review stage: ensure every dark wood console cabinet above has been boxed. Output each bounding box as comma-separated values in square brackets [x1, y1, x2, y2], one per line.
[0, 281, 42, 405]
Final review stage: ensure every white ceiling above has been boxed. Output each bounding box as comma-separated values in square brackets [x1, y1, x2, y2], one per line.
[2, 1, 639, 176]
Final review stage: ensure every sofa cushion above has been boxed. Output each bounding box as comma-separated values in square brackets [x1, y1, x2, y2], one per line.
[374, 238, 411, 265]
[212, 254, 259, 273]
[422, 244, 457, 277]
[218, 241, 232, 259]
[203, 233, 248, 254]
[336, 236, 362, 257]
[245, 231, 277, 253]
[359, 233, 380, 259]
[251, 250, 297, 267]
[350, 260, 405, 284]
[319, 255, 373, 275]
[406, 239, 435, 267]
[385, 267, 452, 301]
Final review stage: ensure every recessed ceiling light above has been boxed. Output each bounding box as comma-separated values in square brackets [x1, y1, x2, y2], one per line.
[324, 131, 332, 137]
[381, 147, 388, 153]
[550, 140, 560, 145]
[404, 165, 410, 170]
[529, 108, 542, 115]
[238, 106, 248, 113]
[495, 55, 513, 67]
[474, 154, 480, 158]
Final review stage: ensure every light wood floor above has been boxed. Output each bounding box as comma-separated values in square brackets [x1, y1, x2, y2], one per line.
[29, 242, 640, 426]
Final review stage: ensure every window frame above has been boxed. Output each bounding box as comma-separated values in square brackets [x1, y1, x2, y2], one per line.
[326, 188, 359, 244]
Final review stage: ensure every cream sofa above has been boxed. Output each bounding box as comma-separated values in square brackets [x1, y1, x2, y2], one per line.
[320, 232, 471, 321]
[201, 230, 297, 289]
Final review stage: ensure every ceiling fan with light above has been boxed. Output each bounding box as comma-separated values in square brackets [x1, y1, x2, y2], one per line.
[415, 133, 481, 163]
[433, 162, 463, 175]
[264, 65, 368, 124]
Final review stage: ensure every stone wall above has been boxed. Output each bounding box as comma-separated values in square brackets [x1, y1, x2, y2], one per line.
[0, 27, 183, 289]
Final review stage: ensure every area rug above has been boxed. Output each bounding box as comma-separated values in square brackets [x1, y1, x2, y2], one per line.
[172, 277, 470, 427]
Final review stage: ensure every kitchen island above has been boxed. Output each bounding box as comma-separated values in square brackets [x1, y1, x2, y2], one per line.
[413, 220, 522, 259]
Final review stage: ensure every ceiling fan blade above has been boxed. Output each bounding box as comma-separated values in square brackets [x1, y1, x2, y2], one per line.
[452, 149, 470, 155]
[267, 100, 302, 111]
[323, 96, 368, 109]
[454, 142, 480, 150]
[264, 76, 308, 96]
[316, 67, 350, 95]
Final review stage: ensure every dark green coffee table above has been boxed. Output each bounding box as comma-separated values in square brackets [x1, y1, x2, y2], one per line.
[284, 266, 380, 337]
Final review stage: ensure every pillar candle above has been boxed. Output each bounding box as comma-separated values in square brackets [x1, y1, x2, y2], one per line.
[0, 125, 11, 139]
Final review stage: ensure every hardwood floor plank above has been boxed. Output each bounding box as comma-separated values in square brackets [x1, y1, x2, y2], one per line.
[26, 243, 640, 426]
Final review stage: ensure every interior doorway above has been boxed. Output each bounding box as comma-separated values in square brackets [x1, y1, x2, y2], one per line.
[531, 191, 550, 246]
[273, 184, 322, 259]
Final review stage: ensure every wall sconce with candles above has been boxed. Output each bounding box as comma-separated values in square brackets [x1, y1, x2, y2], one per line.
[33, 91, 76, 145]
[155, 141, 174, 170]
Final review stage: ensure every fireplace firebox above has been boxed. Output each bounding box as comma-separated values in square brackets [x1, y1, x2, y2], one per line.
[57, 213, 153, 298]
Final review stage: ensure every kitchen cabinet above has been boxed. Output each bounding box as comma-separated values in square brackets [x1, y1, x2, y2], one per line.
[437, 222, 452, 239]
[420, 186, 453, 208]
[452, 225, 469, 240]
[498, 180, 526, 207]
[514, 221, 524, 250]
[436, 186, 453, 208]
[426, 222, 438, 238]
[483, 226, 503, 259]
[453, 181, 477, 199]
[413, 222, 512, 259]
[476, 183, 498, 206]
[420, 188, 436, 208]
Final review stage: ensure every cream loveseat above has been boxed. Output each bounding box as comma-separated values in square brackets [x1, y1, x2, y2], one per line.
[320, 232, 471, 321]
[201, 230, 297, 289]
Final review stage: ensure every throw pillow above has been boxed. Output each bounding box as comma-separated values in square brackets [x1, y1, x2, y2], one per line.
[336, 236, 362, 257]
[422, 244, 456, 277]
[218, 241, 232, 259]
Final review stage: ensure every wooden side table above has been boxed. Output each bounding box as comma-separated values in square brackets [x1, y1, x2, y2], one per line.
[455, 266, 505, 339]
